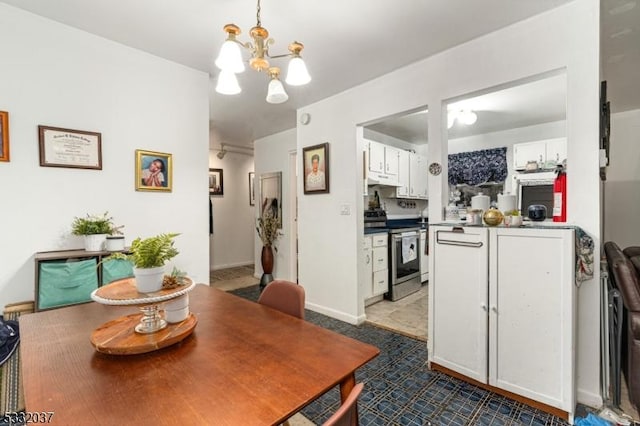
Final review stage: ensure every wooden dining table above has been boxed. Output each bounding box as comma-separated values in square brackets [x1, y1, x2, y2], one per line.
[19, 284, 379, 425]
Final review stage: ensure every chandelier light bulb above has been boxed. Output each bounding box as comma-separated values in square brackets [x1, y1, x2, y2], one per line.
[216, 69, 241, 95]
[215, 39, 245, 73]
[460, 110, 478, 125]
[266, 67, 288, 104]
[286, 56, 311, 86]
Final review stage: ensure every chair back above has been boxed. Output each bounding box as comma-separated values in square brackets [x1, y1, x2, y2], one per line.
[258, 280, 305, 319]
[322, 383, 364, 426]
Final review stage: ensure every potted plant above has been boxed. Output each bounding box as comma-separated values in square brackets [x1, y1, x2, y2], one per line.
[71, 212, 116, 252]
[256, 213, 279, 289]
[105, 233, 180, 293]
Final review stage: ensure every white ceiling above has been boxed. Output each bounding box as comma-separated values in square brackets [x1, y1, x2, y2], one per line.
[3, 0, 637, 147]
[366, 72, 567, 144]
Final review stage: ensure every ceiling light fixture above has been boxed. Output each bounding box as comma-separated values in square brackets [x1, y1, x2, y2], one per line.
[447, 109, 478, 129]
[214, 0, 311, 104]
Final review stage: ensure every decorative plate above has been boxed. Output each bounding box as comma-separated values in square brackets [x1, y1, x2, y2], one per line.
[429, 162, 442, 176]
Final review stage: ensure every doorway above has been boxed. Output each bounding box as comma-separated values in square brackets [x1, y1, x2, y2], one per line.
[289, 150, 298, 283]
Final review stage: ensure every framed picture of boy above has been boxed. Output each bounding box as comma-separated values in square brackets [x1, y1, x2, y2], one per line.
[302, 142, 329, 194]
[135, 149, 172, 192]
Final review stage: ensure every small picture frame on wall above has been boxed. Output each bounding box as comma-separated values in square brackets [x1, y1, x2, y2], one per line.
[303, 142, 330, 194]
[135, 149, 172, 192]
[38, 125, 102, 169]
[0, 111, 9, 162]
[249, 172, 255, 205]
[209, 168, 224, 196]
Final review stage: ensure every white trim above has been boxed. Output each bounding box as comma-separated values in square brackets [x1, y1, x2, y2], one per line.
[577, 388, 603, 409]
[305, 301, 364, 325]
[210, 261, 254, 271]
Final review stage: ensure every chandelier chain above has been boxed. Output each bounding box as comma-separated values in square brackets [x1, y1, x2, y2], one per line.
[256, 0, 262, 27]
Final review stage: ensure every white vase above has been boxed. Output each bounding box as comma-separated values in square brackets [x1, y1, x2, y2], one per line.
[133, 266, 165, 293]
[164, 294, 189, 323]
[84, 234, 107, 252]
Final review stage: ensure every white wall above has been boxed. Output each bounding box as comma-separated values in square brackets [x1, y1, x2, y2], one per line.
[0, 5, 210, 308]
[208, 139, 255, 270]
[294, 0, 601, 406]
[449, 120, 566, 193]
[253, 129, 297, 282]
[604, 109, 640, 248]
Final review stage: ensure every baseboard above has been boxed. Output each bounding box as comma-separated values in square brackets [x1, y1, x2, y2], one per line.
[210, 261, 254, 271]
[577, 388, 603, 409]
[305, 301, 361, 325]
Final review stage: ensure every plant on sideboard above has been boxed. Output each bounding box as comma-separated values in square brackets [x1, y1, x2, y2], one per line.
[71, 212, 121, 252]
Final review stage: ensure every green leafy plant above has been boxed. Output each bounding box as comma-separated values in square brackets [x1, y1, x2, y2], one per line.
[104, 233, 180, 269]
[256, 214, 279, 249]
[71, 212, 116, 235]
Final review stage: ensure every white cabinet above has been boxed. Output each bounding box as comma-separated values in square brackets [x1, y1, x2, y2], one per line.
[366, 140, 399, 186]
[361, 237, 373, 300]
[513, 141, 546, 170]
[429, 225, 576, 417]
[419, 229, 428, 282]
[363, 233, 388, 301]
[396, 150, 410, 197]
[545, 138, 567, 166]
[513, 138, 567, 170]
[391, 151, 428, 199]
[409, 153, 428, 199]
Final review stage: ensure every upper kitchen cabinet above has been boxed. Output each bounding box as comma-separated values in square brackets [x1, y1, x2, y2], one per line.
[360, 106, 429, 196]
[367, 140, 400, 186]
[513, 137, 567, 170]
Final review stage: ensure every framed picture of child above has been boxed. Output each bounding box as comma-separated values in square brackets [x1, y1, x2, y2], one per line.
[302, 142, 329, 194]
[135, 149, 172, 192]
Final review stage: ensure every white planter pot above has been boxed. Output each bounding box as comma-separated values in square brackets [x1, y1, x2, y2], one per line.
[105, 236, 125, 251]
[133, 266, 165, 293]
[84, 234, 107, 252]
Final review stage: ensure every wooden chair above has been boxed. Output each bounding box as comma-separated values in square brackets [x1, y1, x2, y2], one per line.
[257, 280, 305, 320]
[322, 383, 364, 426]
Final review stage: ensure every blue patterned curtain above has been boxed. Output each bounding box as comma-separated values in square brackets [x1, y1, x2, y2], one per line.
[448, 147, 508, 186]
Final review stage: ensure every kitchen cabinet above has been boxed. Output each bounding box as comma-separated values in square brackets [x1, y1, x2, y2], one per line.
[513, 138, 567, 170]
[419, 229, 428, 282]
[362, 233, 389, 303]
[367, 140, 399, 186]
[390, 151, 428, 199]
[409, 153, 428, 199]
[429, 225, 576, 418]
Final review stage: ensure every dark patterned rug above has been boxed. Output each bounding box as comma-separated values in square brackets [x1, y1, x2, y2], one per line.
[230, 285, 574, 426]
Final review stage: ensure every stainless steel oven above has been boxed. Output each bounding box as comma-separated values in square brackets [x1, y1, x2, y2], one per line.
[387, 228, 421, 301]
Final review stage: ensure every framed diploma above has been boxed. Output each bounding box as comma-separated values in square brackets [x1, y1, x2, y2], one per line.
[38, 125, 102, 169]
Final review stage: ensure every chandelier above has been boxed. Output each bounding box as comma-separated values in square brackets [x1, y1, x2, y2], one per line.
[214, 0, 311, 104]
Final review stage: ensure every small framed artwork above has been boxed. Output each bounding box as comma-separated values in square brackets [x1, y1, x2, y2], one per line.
[303, 142, 330, 194]
[249, 172, 255, 205]
[135, 149, 172, 192]
[209, 168, 224, 196]
[0, 111, 9, 162]
[38, 125, 102, 169]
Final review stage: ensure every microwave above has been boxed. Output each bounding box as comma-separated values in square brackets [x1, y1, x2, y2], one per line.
[513, 172, 556, 217]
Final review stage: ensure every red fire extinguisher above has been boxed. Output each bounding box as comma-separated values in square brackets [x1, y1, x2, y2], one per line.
[553, 165, 567, 222]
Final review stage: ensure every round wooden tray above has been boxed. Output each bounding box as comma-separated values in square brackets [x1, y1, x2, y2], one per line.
[90, 312, 197, 355]
[91, 277, 195, 306]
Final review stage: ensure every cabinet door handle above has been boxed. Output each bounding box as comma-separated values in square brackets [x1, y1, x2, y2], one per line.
[491, 306, 498, 313]
[366, 254, 370, 264]
[481, 304, 488, 312]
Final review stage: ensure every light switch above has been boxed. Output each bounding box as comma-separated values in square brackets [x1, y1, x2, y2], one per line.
[340, 204, 351, 215]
